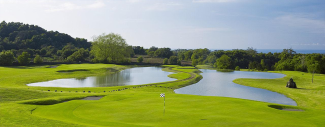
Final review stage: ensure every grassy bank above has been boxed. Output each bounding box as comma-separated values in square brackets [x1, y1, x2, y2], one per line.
[0, 64, 325, 126]
[233, 71, 325, 110]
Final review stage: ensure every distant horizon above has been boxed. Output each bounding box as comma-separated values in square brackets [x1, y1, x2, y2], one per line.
[170, 48, 325, 54]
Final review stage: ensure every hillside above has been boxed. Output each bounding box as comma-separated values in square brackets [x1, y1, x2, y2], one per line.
[0, 21, 91, 51]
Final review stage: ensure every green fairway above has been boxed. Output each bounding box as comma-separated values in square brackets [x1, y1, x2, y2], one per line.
[1, 64, 325, 126]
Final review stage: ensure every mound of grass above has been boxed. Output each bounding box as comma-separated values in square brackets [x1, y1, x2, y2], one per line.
[233, 71, 325, 110]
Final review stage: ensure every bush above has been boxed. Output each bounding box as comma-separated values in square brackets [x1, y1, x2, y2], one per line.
[137, 56, 143, 63]
[177, 59, 182, 66]
[0, 50, 15, 66]
[169, 56, 178, 65]
[235, 66, 240, 71]
[34, 55, 43, 64]
[163, 58, 168, 65]
[17, 52, 30, 65]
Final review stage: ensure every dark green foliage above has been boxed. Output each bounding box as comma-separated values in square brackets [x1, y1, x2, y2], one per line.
[154, 48, 173, 58]
[184, 50, 193, 60]
[177, 59, 182, 65]
[148, 51, 155, 57]
[133, 46, 146, 55]
[34, 55, 43, 64]
[67, 48, 89, 62]
[235, 66, 240, 71]
[204, 54, 217, 65]
[163, 58, 168, 65]
[58, 43, 77, 58]
[17, 52, 30, 65]
[137, 56, 143, 63]
[215, 55, 232, 69]
[0, 50, 15, 65]
[0, 21, 91, 58]
[169, 56, 178, 65]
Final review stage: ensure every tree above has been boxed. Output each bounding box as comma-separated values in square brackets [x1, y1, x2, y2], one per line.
[192, 59, 198, 67]
[260, 59, 265, 70]
[67, 48, 89, 62]
[90, 33, 130, 63]
[163, 58, 168, 65]
[308, 62, 319, 83]
[177, 59, 182, 66]
[17, 52, 30, 65]
[137, 56, 143, 63]
[0, 50, 15, 65]
[169, 56, 178, 65]
[215, 55, 232, 69]
[34, 54, 43, 64]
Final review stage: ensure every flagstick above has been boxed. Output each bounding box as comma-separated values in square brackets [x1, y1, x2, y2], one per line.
[164, 96, 165, 115]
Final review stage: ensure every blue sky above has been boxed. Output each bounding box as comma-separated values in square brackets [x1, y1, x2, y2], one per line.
[0, 0, 324, 49]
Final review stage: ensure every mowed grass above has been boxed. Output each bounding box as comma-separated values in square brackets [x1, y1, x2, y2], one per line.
[32, 91, 325, 127]
[0, 64, 325, 126]
[233, 71, 325, 110]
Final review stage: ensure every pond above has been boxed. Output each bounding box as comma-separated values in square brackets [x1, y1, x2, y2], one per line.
[27, 67, 175, 87]
[174, 69, 297, 106]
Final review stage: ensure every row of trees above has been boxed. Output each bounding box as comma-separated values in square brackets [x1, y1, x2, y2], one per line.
[1, 22, 324, 74]
[177, 48, 325, 74]
[0, 50, 43, 65]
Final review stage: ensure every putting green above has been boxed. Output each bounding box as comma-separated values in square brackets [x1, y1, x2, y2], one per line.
[33, 92, 325, 127]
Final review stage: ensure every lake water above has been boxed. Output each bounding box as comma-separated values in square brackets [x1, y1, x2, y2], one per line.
[27, 67, 175, 87]
[174, 69, 297, 106]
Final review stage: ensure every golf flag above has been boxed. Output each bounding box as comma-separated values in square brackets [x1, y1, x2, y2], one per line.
[160, 93, 166, 114]
[160, 93, 165, 97]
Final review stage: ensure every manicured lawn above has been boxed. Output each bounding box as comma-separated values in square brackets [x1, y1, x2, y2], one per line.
[0, 64, 325, 126]
[233, 71, 325, 110]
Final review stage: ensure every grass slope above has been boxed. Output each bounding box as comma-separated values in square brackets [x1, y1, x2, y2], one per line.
[0, 64, 325, 126]
[233, 71, 325, 110]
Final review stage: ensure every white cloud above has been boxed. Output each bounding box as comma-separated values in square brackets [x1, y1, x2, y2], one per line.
[275, 14, 325, 34]
[192, 0, 237, 3]
[45, 1, 106, 12]
[87, 1, 105, 9]
[46, 2, 81, 12]
[147, 2, 181, 11]
[128, 0, 141, 3]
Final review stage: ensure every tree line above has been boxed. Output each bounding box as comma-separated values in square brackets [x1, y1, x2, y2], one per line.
[1, 21, 324, 74]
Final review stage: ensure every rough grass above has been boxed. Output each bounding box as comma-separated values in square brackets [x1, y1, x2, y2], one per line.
[0, 64, 325, 126]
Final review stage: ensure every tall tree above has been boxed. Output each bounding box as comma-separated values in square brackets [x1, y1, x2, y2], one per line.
[90, 33, 130, 63]
[215, 55, 232, 69]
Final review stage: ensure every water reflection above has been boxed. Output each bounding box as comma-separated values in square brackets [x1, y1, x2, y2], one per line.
[175, 69, 296, 106]
[27, 67, 175, 88]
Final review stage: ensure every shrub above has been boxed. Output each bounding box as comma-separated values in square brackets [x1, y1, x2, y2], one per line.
[177, 59, 182, 66]
[169, 56, 178, 65]
[0, 50, 15, 66]
[34, 55, 43, 64]
[17, 52, 30, 65]
[137, 56, 143, 63]
[235, 66, 240, 71]
[163, 58, 168, 65]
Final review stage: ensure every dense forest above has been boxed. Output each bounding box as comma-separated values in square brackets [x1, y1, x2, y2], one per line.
[0, 21, 324, 74]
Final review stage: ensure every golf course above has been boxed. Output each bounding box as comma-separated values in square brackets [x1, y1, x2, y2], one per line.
[1, 64, 325, 127]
